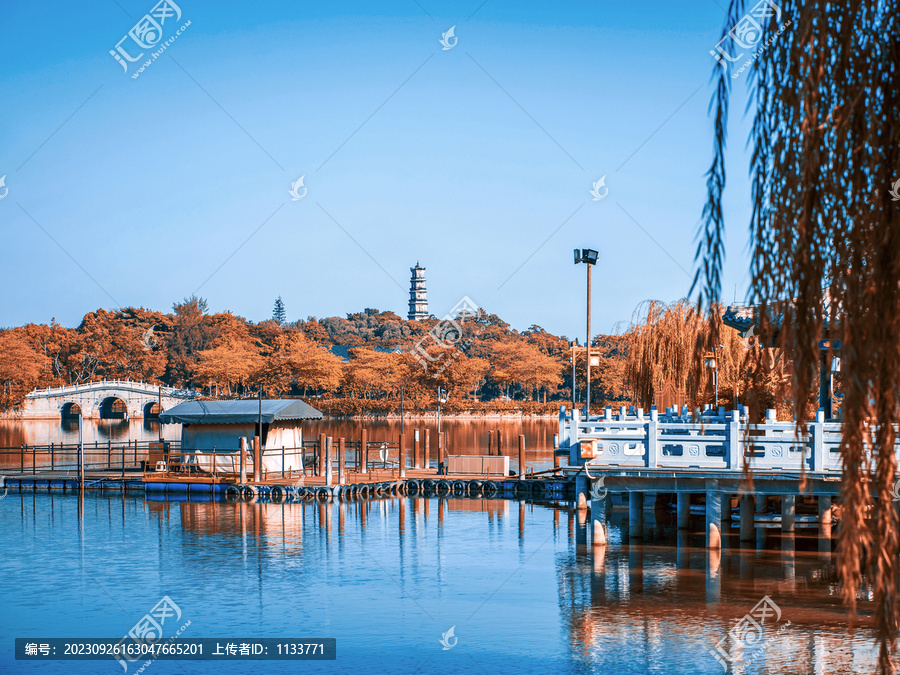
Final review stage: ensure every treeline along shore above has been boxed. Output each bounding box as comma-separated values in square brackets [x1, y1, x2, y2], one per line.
[0, 297, 795, 419]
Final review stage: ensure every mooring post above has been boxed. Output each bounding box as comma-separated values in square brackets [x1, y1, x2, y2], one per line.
[497, 429, 503, 457]
[240, 437, 247, 483]
[32, 445, 36, 475]
[424, 428, 431, 470]
[740, 494, 755, 542]
[361, 428, 368, 474]
[325, 437, 333, 486]
[414, 430, 421, 469]
[629, 492, 644, 539]
[50, 443, 54, 471]
[399, 433, 407, 478]
[338, 438, 345, 484]
[487, 430, 493, 456]
[677, 492, 690, 529]
[782, 494, 796, 533]
[318, 433, 326, 477]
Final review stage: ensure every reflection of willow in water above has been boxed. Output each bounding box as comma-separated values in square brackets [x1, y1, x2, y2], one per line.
[556, 513, 878, 673]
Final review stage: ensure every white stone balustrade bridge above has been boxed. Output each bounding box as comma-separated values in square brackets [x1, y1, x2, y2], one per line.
[16, 380, 199, 420]
[558, 405, 858, 550]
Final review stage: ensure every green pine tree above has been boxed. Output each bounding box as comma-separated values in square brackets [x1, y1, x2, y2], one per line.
[272, 296, 286, 326]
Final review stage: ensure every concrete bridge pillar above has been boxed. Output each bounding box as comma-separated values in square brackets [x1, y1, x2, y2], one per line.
[706, 488, 722, 549]
[740, 494, 755, 542]
[818, 496, 832, 538]
[629, 492, 644, 539]
[782, 495, 796, 533]
[591, 492, 608, 547]
[676, 492, 690, 529]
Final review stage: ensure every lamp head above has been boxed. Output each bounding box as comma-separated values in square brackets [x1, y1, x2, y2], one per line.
[573, 249, 581, 264]
[582, 248, 599, 265]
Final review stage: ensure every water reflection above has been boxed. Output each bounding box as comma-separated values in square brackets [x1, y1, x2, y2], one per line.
[2, 492, 878, 674]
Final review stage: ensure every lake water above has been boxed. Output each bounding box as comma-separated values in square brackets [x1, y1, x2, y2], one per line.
[1, 491, 878, 674]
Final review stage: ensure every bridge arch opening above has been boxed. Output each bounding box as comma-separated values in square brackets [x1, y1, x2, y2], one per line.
[61, 402, 82, 420]
[144, 402, 161, 419]
[99, 397, 128, 420]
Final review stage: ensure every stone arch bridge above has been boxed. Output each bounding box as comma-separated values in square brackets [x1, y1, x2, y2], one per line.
[18, 380, 199, 420]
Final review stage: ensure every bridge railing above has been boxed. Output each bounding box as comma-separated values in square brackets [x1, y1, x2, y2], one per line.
[25, 380, 199, 400]
[559, 405, 849, 473]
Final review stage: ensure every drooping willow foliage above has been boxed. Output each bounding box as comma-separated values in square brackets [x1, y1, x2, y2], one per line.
[694, 0, 900, 671]
[625, 300, 794, 416]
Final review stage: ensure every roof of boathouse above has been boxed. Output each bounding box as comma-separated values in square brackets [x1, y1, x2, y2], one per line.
[159, 399, 323, 425]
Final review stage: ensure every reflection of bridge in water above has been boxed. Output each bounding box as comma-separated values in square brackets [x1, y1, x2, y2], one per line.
[14, 380, 198, 421]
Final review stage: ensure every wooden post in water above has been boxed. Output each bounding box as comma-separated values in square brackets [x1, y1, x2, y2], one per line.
[50, 443, 54, 471]
[78, 413, 84, 493]
[424, 429, 431, 470]
[399, 433, 407, 478]
[325, 437, 333, 486]
[240, 437, 247, 483]
[487, 430, 493, 456]
[253, 436, 262, 482]
[318, 433, 326, 477]
[361, 428, 368, 474]
[518, 435, 525, 479]
[32, 444, 36, 475]
[414, 430, 421, 469]
[497, 429, 503, 457]
[338, 438, 345, 484]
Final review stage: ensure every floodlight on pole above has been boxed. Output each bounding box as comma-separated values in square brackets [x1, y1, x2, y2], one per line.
[574, 248, 599, 417]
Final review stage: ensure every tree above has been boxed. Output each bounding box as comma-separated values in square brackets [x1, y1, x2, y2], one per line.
[272, 296, 286, 326]
[694, 2, 899, 669]
[0, 329, 51, 409]
[256, 331, 343, 395]
[166, 296, 215, 386]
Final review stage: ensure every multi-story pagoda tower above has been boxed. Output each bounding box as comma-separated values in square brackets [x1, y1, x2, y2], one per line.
[408, 262, 428, 320]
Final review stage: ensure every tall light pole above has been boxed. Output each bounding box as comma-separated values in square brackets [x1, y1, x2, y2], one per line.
[574, 248, 598, 417]
[705, 345, 723, 408]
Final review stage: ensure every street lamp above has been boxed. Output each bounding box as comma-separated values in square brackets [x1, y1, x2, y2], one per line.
[705, 345, 724, 407]
[574, 248, 599, 417]
[437, 387, 449, 472]
[437, 387, 448, 434]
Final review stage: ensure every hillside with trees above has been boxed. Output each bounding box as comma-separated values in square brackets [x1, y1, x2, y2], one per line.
[0, 297, 802, 417]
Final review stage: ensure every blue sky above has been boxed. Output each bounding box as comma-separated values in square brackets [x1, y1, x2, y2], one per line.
[0, 0, 758, 338]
